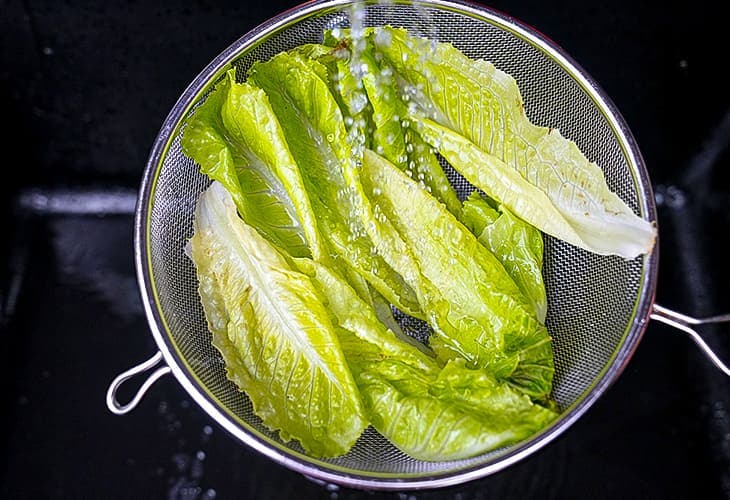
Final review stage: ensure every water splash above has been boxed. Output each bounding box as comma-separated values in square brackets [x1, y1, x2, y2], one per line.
[654, 184, 687, 209]
[325, 482, 340, 500]
[156, 399, 218, 499]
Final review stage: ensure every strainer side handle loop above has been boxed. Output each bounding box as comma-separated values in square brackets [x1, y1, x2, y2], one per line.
[106, 351, 172, 415]
[650, 304, 730, 377]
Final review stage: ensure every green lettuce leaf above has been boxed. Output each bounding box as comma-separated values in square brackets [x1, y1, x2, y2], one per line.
[287, 43, 332, 62]
[322, 52, 373, 147]
[181, 65, 378, 307]
[373, 26, 656, 258]
[181, 69, 322, 259]
[360, 150, 554, 402]
[294, 258, 436, 370]
[324, 29, 461, 215]
[248, 51, 422, 318]
[417, 117, 655, 258]
[358, 358, 557, 461]
[297, 258, 557, 460]
[461, 191, 547, 322]
[187, 182, 367, 457]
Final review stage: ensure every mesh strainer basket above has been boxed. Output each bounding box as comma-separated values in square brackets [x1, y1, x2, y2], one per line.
[106, 0, 730, 490]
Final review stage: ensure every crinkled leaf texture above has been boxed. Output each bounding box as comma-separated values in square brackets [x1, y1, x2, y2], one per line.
[248, 51, 422, 317]
[297, 258, 557, 461]
[181, 70, 321, 258]
[360, 150, 554, 403]
[188, 182, 367, 458]
[374, 26, 656, 258]
[323, 29, 461, 215]
[461, 191, 547, 322]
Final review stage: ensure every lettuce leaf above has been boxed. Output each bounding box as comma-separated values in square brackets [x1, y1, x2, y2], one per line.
[320, 50, 374, 150]
[248, 51, 423, 318]
[324, 29, 461, 215]
[373, 26, 656, 258]
[297, 258, 557, 460]
[461, 191, 547, 322]
[418, 117, 655, 257]
[180, 66, 379, 307]
[360, 150, 554, 402]
[187, 182, 367, 457]
[181, 70, 321, 259]
[294, 258, 436, 371]
[358, 358, 557, 461]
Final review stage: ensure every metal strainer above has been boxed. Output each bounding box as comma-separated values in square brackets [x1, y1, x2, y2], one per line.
[106, 0, 730, 490]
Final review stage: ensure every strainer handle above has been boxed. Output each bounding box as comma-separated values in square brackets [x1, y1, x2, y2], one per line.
[650, 304, 730, 377]
[106, 351, 172, 415]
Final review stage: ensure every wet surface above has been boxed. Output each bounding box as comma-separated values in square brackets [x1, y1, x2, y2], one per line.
[2, 0, 730, 498]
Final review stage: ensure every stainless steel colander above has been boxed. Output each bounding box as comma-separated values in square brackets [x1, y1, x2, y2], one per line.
[106, 0, 730, 490]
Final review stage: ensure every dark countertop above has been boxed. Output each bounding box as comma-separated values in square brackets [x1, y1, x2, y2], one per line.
[2, 1, 729, 499]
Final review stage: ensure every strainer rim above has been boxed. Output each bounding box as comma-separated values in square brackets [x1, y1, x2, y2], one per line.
[133, 0, 659, 490]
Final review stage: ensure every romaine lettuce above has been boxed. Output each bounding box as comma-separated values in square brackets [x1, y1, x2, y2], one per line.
[180, 70, 321, 259]
[372, 26, 656, 258]
[297, 257, 557, 461]
[360, 150, 554, 402]
[461, 191, 547, 322]
[177, 24, 667, 460]
[323, 29, 461, 215]
[188, 182, 367, 457]
[248, 51, 423, 318]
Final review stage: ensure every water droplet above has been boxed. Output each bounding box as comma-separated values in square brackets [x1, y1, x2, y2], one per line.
[350, 91, 369, 114]
[654, 184, 686, 208]
[172, 453, 190, 472]
[190, 457, 204, 480]
[374, 28, 392, 47]
[181, 486, 202, 498]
